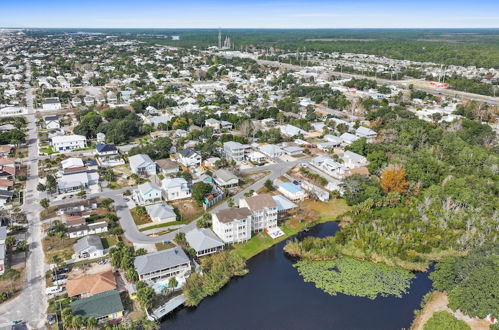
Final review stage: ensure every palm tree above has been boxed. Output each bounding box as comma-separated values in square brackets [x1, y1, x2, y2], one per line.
[86, 316, 97, 329]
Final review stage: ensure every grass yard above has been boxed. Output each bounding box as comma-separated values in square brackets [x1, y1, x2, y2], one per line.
[130, 207, 152, 226]
[43, 236, 78, 263]
[139, 220, 186, 232]
[155, 242, 176, 251]
[170, 199, 204, 223]
[101, 235, 119, 249]
[234, 198, 351, 260]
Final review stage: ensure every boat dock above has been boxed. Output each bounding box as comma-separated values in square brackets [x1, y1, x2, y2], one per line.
[148, 294, 186, 321]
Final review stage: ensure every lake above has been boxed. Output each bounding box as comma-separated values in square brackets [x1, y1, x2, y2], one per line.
[161, 222, 432, 330]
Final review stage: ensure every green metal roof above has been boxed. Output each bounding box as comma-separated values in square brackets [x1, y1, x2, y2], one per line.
[71, 289, 124, 319]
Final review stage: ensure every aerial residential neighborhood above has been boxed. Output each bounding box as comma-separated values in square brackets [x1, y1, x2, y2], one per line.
[0, 9, 498, 330]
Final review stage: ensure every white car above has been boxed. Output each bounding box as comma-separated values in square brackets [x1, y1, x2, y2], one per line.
[45, 286, 63, 295]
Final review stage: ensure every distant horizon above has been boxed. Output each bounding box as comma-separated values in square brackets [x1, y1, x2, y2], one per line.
[3, 27, 499, 30]
[3, 1, 499, 29]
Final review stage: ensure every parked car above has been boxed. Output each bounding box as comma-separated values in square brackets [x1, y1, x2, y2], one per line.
[45, 286, 63, 295]
[53, 279, 67, 286]
[54, 267, 69, 275]
[47, 314, 56, 325]
[52, 274, 67, 281]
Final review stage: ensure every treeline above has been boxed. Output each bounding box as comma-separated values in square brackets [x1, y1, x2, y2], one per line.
[74, 107, 147, 144]
[446, 75, 497, 96]
[285, 104, 498, 271]
[183, 251, 248, 306]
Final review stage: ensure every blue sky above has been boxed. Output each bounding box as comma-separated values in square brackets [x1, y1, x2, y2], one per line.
[2, 0, 499, 28]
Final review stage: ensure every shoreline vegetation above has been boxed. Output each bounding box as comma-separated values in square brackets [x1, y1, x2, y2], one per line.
[182, 199, 350, 306]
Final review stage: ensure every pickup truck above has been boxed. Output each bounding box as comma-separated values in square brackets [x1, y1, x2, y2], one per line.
[45, 286, 63, 295]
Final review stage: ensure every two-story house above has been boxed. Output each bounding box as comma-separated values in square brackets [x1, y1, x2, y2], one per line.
[177, 148, 202, 168]
[161, 178, 191, 201]
[134, 248, 191, 282]
[223, 141, 250, 162]
[51, 135, 87, 152]
[129, 154, 156, 176]
[135, 182, 162, 205]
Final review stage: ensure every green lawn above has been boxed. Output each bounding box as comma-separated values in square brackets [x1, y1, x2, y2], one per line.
[130, 208, 152, 226]
[40, 147, 58, 155]
[234, 198, 350, 260]
[139, 221, 187, 232]
[101, 235, 119, 249]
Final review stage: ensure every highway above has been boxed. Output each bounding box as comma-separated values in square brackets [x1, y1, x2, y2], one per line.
[255, 59, 499, 106]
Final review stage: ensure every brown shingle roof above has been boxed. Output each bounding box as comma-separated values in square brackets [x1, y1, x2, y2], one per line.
[215, 207, 251, 223]
[156, 158, 179, 170]
[66, 270, 117, 298]
[241, 194, 276, 211]
[0, 179, 13, 188]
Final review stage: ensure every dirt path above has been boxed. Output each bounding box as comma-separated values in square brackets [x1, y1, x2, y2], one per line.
[411, 291, 490, 330]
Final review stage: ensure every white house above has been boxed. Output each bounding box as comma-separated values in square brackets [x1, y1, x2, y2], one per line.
[73, 235, 106, 258]
[277, 182, 307, 202]
[43, 115, 60, 130]
[280, 124, 306, 137]
[51, 135, 87, 152]
[340, 132, 360, 145]
[259, 144, 284, 158]
[239, 194, 278, 232]
[129, 154, 156, 176]
[341, 151, 368, 169]
[161, 178, 191, 201]
[213, 169, 239, 188]
[310, 156, 348, 179]
[177, 148, 202, 168]
[146, 203, 177, 223]
[355, 126, 377, 141]
[135, 182, 162, 205]
[223, 141, 250, 162]
[68, 222, 108, 239]
[212, 207, 252, 244]
[323, 135, 343, 146]
[246, 151, 266, 164]
[42, 97, 62, 111]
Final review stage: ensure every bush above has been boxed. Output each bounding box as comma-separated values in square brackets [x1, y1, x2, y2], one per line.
[423, 311, 470, 330]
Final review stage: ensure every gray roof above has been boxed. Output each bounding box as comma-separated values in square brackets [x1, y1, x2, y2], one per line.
[0, 244, 5, 261]
[179, 148, 199, 158]
[73, 235, 103, 254]
[134, 248, 190, 275]
[57, 172, 89, 190]
[129, 154, 153, 169]
[138, 181, 161, 195]
[213, 169, 238, 183]
[146, 203, 176, 219]
[185, 228, 224, 252]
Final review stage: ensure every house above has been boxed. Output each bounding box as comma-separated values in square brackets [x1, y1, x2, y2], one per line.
[134, 248, 191, 282]
[161, 178, 191, 201]
[205, 118, 221, 131]
[0, 226, 5, 275]
[135, 182, 162, 205]
[71, 97, 82, 107]
[96, 132, 106, 143]
[0, 178, 13, 191]
[71, 290, 124, 323]
[310, 156, 348, 179]
[355, 126, 377, 141]
[145, 203, 177, 223]
[212, 207, 252, 244]
[66, 270, 117, 298]
[129, 154, 156, 176]
[278, 182, 307, 202]
[185, 228, 224, 257]
[42, 97, 61, 111]
[341, 151, 368, 169]
[68, 222, 108, 239]
[155, 159, 179, 176]
[272, 194, 298, 220]
[177, 148, 202, 168]
[239, 194, 278, 232]
[51, 135, 87, 152]
[317, 142, 339, 151]
[95, 144, 118, 156]
[73, 235, 105, 259]
[259, 144, 284, 158]
[84, 96, 95, 106]
[57, 172, 89, 194]
[283, 146, 303, 156]
[247, 151, 266, 164]
[62, 214, 86, 227]
[223, 141, 249, 162]
[61, 157, 86, 174]
[213, 169, 239, 188]
[43, 115, 60, 130]
[340, 132, 360, 145]
[280, 124, 306, 137]
[323, 135, 343, 146]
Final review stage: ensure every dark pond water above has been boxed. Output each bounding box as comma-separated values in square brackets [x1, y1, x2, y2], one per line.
[161, 222, 432, 330]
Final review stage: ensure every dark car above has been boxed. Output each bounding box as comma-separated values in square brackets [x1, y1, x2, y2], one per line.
[52, 274, 67, 281]
[54, 268, 69, 275]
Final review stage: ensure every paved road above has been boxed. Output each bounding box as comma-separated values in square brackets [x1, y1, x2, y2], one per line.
[0, 62, 48, 328]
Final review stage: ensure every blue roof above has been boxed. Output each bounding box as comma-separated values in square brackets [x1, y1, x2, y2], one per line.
[279, 182, 302, 194]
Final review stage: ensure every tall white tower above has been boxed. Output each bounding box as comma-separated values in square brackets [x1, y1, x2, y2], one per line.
[218, 29, 222, 49]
